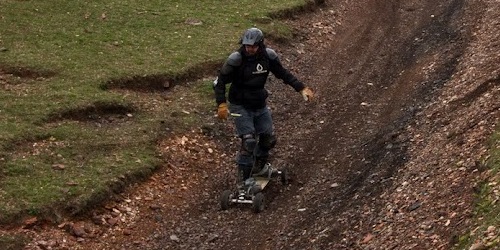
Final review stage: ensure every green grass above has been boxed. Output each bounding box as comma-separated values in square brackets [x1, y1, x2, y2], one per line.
[0, 0, 308, 224]
[0, 234, 28, 250]
[456, 129, 500, 249]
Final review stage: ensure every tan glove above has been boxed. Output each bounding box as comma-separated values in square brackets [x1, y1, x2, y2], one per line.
[217, 103, 229, 120]
[300, 87, 314, 101]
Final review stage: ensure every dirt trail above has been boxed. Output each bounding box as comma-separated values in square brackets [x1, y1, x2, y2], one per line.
[15, 0, 499, 249]
[209, 0, 473, 249]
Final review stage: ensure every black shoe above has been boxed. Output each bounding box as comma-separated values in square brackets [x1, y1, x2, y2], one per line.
[238, 165, 252, 181]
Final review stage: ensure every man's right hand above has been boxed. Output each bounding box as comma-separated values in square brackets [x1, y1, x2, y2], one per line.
[217, 103, 229, 120]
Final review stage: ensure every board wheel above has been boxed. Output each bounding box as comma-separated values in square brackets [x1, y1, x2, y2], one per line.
[220, 190, 232, 210]
[252, 192, 265, 213]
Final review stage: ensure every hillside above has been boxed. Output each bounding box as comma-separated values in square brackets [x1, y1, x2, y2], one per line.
[5, 0, 498, 249]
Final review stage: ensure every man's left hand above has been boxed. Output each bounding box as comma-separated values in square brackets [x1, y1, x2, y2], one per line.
[300, 87, 314, 101]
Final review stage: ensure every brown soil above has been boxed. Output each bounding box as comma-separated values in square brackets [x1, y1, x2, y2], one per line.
[3, 0, 500, 249]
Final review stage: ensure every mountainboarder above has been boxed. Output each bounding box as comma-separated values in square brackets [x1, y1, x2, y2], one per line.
[214, 27, 314, 186]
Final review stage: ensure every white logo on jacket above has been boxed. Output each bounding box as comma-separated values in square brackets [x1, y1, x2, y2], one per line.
[253, 63, 268, 74]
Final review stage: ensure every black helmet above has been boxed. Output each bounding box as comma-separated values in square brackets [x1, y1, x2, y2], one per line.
[241, 28, 264, 45]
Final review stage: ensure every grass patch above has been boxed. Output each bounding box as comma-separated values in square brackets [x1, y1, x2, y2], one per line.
[0, 0, 310, 225]
[456, 129, 500, 249]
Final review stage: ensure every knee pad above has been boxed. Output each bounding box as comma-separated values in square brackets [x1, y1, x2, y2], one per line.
[241, 134, 257, 153]
[258, 133, 277, 150]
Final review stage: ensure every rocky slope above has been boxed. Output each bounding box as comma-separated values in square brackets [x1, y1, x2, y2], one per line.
[7, 0, 499, 249]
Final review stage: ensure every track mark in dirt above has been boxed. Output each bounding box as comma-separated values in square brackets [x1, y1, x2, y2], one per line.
[44, 101, 135, 124]
[0, 66, 56, 80]
[101, 61, 220, 93]
[450, 76, 500, 108]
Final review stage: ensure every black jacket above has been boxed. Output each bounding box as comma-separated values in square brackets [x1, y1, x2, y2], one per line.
[215, 46, 305, 109]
